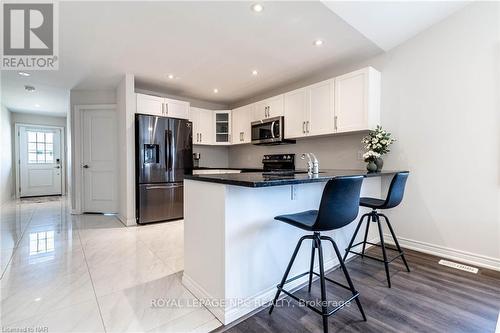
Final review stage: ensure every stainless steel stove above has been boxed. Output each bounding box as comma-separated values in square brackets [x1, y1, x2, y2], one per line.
[262, 154, 295, 175]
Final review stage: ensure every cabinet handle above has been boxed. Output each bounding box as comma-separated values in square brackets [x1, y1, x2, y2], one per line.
[302, 121, 305, 134]
[268, 106, 270, 117]
[240, 132, 243, 141]
[162, 103, 165, 115]
[196, 133, 199, 142]
[306, 121, 310, 133]
[200, 133, 202, 142]
[334, 116, 338, 130]
[165, 103, 169, 115]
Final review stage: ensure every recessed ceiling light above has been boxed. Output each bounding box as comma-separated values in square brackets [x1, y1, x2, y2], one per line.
[18, 71, 31, 77]
[314, 39, 324, 46]
[252, 70, 258, 76]
[251, 3, 264, 12]
[25, 85, 35, 92]
[213, 88, 219, 94]
[35, 104, 40, 107]
[167, 74, 174, 79]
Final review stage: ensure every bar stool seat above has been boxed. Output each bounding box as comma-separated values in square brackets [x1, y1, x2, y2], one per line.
[269, 176, 367, 333]
[359, 197, 385, 208]
[275, 210, 318, 231]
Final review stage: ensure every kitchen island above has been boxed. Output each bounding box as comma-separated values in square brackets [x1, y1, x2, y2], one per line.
[182, 170, 402, 324]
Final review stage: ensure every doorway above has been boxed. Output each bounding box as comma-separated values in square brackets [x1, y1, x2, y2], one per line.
[75, 105, 118, 214]
[16, 125, 64, 198]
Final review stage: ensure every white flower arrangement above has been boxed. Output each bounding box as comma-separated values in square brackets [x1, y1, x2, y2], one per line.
[363, 151, 381, 162]
[362, 125, 395, 156]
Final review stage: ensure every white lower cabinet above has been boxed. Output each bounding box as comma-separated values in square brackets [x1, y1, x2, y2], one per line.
[191, 107, 214, 145]
[232, 104, 253, 144]
[136, 93, 190, 119]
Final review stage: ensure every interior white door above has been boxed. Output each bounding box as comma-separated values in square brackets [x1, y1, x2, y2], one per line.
[19, 127, 62, 197]
[82, 109, 118, 213]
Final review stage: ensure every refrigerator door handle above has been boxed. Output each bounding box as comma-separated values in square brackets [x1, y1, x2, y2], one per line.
[167, 129, 173, 171]
[145, 184, 183, 190]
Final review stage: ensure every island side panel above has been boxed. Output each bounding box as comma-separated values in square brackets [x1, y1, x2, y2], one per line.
[223, 178, 381, 323]
[182, 179, 226, 320]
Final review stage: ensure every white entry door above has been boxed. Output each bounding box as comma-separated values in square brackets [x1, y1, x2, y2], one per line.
[82, 108, 118, 213]
[19, 127, 62, 197]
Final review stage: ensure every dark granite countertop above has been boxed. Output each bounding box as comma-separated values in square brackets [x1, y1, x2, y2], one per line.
[185, 169, 406, 188]
[193, 167, 263, 172]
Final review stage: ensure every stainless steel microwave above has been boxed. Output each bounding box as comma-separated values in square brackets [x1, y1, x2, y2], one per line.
[251, 116, 295, 145]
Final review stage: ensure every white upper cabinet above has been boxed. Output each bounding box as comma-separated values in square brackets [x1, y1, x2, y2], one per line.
[284, 79, 334, 139]
[284, 88, 307, 139]
[191, 107, 214, 145]
[334, 67, 380, 133]
[214, 110, 232, 145]
[253, 95, 284, 121]
[308, 79, 335, 136]
[232, 104, 253, 144]
[164, 98, 190, 119]
[136, 93, 190, 119]
[136, 93, 164, 116]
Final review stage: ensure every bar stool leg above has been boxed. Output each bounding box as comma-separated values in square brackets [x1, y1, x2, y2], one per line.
[343, 213, 369, 262]
[269, 235, 309, 314]
[375, 215, 391, 288]
[323, 236, 367, 322]
[316, 235, 329, 333]
[379, 213, 410, 273]
[308, 237, 317, 292]
[361, 217, 371, 258]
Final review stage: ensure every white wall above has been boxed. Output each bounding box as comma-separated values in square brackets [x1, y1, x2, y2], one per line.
[116, 75, 136, 226]
[0, 105, 13, 203]
[229, 2, 500, 266]
[69, 89, 116, 211]
[368, 1, 500, 265]
[194, 145, 229, 168]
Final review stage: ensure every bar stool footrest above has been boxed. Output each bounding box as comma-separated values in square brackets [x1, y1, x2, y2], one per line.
[346, 249, 405, 264]
[277, 284, 360, 317]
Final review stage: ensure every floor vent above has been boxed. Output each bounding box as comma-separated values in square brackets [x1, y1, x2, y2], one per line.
[438, 259, 478, 274]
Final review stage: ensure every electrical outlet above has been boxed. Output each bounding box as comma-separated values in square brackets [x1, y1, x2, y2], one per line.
[357, 151, 364, 160]
[291, 185, 297, 200]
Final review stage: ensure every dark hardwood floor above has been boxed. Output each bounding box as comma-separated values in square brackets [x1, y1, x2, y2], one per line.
[220, 247, 500, 333]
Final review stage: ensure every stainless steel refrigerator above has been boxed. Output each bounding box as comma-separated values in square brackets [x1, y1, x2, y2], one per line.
[135, 114, 193, 224]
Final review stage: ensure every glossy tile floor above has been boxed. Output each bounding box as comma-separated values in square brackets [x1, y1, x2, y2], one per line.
[0, 196, 222, 333]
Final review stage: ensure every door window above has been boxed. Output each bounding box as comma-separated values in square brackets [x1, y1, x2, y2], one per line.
[27, 131, 54, 164]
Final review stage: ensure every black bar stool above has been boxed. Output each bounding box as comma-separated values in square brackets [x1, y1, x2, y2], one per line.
[269, 176, 367, 333]
[343, 172, 410, 288]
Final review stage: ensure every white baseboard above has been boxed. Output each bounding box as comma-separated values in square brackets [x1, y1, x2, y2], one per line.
[117, 214, 136, 227]
[384, 234, 500, 272]
[182, 240, 375, 325]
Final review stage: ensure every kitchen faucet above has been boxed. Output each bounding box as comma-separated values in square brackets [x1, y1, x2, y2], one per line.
[301, 153, 319, 174]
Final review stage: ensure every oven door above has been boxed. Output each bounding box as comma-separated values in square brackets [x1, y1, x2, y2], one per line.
[251, 116, 283, 144]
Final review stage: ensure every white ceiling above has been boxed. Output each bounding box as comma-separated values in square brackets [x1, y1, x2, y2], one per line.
[322, 1, 470, 51]
[1, 1, 469, 117]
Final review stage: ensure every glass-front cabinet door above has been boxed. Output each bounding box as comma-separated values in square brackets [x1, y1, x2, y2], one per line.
[214, 110, 231, 145]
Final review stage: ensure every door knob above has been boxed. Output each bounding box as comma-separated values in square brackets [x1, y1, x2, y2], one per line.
[83, 164, 89, 168]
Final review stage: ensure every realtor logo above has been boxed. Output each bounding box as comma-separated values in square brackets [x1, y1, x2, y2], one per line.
[1, 1, 59, 70]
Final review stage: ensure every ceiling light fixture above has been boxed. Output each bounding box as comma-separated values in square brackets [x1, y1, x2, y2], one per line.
[35, 104, 40, 107]
[213, 88, 219, 94]
[167, 74, 174, 79]
[251, 3, 264, 12]
[314, 39, 324, 46]
[18, 71, 31, 77]
[25, 85, 35, 92]
[252, 70, 258, 76]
